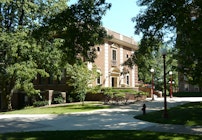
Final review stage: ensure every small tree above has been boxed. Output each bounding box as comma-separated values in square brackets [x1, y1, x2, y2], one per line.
[66, 62, 98, 105]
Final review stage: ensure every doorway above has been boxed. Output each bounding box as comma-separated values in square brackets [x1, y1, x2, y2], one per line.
[111, 77, 118, 87]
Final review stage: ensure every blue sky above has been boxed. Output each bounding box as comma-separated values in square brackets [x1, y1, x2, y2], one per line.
[69, 0, 141, 42]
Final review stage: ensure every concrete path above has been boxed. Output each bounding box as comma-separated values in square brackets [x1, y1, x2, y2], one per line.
[0, 97, 202, 135]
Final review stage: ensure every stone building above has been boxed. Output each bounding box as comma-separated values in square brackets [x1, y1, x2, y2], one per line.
[88, 29, 138, 89]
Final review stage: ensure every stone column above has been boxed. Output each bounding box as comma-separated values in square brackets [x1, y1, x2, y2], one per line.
[61, 92, 66, 103]
[48, 90, 54, 105]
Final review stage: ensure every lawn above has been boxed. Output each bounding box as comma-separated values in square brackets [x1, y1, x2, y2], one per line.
[0, 102, 111, 114]
[135, 102, 202, 126]
[1, 100, 202, 139]
[0, 130, 201, 140]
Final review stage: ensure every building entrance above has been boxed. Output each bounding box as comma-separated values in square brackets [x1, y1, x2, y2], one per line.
[111, 77, 118, 87]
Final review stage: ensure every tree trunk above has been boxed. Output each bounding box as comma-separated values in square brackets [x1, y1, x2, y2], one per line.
[0, 90, 13, 111]
[0, 92, 7, 111]
[6, 92, 13, 111]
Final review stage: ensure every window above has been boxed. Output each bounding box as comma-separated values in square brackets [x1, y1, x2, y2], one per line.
[126, 54, 129, 58]
[97, 47, 100, 52]
[126, 75, 129, 85]
[97, 76, 101, 85]
[112, 50, 116, 60]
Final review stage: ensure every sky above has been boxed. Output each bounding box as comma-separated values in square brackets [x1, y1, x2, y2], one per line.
[69, 0, 142, 42]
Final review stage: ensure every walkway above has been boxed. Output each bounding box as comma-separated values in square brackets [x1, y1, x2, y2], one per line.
[0, 97, 202, 135]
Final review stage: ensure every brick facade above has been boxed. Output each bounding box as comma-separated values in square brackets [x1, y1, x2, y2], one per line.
[89, 29, 138, 89]
[34, 29, 139, 91]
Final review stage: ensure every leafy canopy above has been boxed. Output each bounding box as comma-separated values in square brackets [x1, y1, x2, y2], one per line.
[133, 0, 202, 86]
[0, 0, 67, 110]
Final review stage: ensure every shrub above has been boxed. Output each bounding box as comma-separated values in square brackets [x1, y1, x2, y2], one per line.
[101, 88, 113, 103]
[113, 93, 125, 103]
[53, 95, 64, 104]
[33, 101, 49, 107]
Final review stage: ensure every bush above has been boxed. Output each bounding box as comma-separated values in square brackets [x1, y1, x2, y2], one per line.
[101, 88, 113, 103]
[33, 101, 49, 107]
[137, 91, 149, 96]
[113, 93, 125, 103]
[53, 95, 64, 104]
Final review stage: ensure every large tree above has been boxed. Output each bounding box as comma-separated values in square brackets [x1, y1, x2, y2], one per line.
[0, 0, 67, 110]
[133, 0, 202, 86]
[33, 0, 111, 104]
[124, 40, 178, 91]
[0, 0, 111, 110]
[34, 0, 111, 65]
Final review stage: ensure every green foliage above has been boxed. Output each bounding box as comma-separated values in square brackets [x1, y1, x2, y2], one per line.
[0, 0, 67, 110]
[0, 0, 111, 110]
[66, 62, 98, 104]
[133, 43, 177, 91]
[111, 88, 148, 96]
[34, 0, 111, 64]
[33, 100, 49, 107]
[133, 0, 202, 86]
[113, 93, 125, 103]
[53, 95, 64, 104]
[101, 88, 148, 103]
[101, 88, 113, 103]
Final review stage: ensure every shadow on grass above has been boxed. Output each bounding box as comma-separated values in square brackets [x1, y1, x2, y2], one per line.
[135, 102, 202, 126]
[0, 130, 202, 140]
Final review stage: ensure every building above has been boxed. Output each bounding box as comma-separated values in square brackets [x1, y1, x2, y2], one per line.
[34, 28, 139, 91]
[88, 29, 139, 89]
[31, 29, 139, 106]
[9, 29, 139, 108]
[178, 73, 202, 92]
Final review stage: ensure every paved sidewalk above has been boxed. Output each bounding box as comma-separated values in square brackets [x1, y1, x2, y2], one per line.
[0, 97, 202, 135]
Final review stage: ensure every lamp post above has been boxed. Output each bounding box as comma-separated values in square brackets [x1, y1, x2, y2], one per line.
[161, 48, 168, 118]
[169, 71, 173, 98]
[150, 68, 154, 100]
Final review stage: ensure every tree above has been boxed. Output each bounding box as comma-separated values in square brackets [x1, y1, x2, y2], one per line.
[133, 0, 202, 86]
[34, 0, 111, 65]
[32, 0, 111, 104]
[0, 0, 111, 110]
[124, 40, 178, 92]
[0, 0, 67, 110]
[66, 62, 98, 105]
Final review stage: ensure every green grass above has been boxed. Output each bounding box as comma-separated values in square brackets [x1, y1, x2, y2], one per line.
[135, 102, 202, 126]
[0, 130, 201, 140]
[0, 102, 111, 114]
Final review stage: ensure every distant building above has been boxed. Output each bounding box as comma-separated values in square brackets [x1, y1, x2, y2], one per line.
[178, 73, 202, 92]
[88, 29, 139, 89]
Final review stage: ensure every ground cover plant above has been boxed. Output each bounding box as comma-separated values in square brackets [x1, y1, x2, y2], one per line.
[135, 102, 202, 126]
[0, 102, 110, 114]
